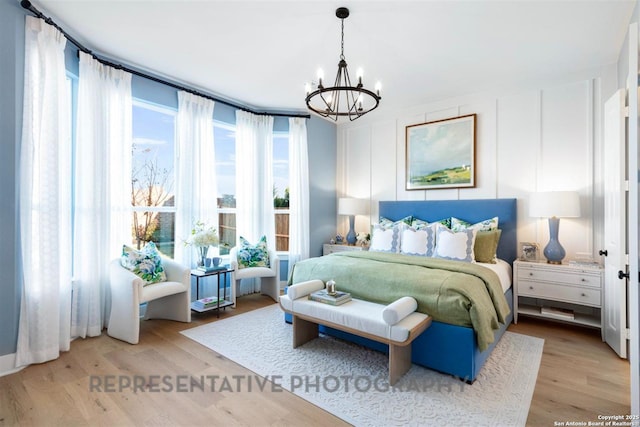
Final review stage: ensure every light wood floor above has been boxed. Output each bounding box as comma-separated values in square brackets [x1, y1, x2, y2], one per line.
[0, 294, 630, 426]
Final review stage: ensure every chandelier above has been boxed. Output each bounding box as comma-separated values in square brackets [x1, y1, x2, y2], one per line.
[305, 7, 382, 121]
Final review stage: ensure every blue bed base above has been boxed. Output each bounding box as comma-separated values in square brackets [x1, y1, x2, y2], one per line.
[288, 198, 518, 382]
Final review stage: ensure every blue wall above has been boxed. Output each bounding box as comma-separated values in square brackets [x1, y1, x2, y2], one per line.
[0, 0, 25, 358]
[0, 0, 336, 357]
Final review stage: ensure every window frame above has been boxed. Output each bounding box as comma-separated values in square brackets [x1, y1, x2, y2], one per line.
[131, 98, 178, 256]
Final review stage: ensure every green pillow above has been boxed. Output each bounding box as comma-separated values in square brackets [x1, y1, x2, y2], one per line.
[237, 236, 270, 269]
[473, 229, 502, 264]
[121, 241, 167, 285]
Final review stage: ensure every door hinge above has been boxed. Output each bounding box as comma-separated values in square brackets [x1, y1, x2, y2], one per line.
[625, 180, 630, 191]
[625, 106, 630, 117]
[625, 328, 631, 340]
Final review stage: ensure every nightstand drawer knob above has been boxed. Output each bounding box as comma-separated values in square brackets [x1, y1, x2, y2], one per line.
[529, 272, 533, 276]
[529, 286, 534, 290]
[581, 293, 586, 297]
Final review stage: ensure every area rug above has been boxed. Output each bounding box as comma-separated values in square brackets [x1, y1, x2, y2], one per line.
[181, 305, 543, 426]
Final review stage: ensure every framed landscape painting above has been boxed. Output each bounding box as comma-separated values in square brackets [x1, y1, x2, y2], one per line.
[406, 114, 476, 190]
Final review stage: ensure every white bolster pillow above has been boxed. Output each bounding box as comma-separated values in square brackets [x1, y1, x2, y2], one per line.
[382, 296, 418, 325]
[287, 280, 325, 300]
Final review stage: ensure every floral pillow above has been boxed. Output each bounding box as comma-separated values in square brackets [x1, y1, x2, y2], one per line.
[450, 216, 498, 232]
[237, 236, 270, 269]
[121, 241, 166, 285]
[412, 217, 451, 230]
[379, 216, 413, 228]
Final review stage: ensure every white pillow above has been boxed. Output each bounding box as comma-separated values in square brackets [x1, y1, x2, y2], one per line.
[400, 225, 436, 257]
[382, 297, 418, 325]
[369, 224, 403, 253]
[434, 227, 478, 262]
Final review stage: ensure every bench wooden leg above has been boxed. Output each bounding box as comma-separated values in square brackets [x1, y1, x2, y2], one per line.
[389, 343, 412, 386]
[292, 315, 318, 348]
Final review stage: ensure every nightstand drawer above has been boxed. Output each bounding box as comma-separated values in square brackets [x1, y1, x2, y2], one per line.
[518, 281, 601, 306]
[517, 268, 601, 288]
[323, 244, 364, 255]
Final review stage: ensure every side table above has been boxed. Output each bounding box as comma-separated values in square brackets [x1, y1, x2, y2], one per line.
[190, 266, 234, 317]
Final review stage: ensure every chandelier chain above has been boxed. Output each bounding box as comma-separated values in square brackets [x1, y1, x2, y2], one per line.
[340, 18, 345, 60]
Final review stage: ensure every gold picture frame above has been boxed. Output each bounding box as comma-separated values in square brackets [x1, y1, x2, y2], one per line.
[406, 114, 476, 190]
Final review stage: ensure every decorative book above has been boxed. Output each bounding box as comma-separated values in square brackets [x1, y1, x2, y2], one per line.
[193, 297, 223, 309]
[197, 264, 229, 273]
[309, 289, 352, 306]
[540, 306, 575, 320]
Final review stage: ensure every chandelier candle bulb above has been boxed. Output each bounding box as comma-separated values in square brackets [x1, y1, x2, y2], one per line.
[317, 69, 324, 86]
[375, 81, 382, 96]
[357, 67, 363, 85]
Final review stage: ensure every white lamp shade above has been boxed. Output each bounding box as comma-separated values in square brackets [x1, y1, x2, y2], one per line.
[529, 191, 581, 218]
[338, 198, 369, 216]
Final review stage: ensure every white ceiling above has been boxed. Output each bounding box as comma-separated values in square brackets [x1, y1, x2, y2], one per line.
[36, 0, 635, 116]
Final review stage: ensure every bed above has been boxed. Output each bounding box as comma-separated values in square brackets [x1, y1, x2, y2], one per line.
[287, 198, 517, 382]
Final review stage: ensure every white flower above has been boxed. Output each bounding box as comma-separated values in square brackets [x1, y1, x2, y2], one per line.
[356, 232, 370, 245]
[186, 221, 219, 247]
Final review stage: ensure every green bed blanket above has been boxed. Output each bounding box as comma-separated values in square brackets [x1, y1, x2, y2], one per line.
[290, 251, 511, 351]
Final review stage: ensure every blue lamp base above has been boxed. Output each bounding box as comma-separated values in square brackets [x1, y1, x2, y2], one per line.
[346, 214, 357, 245]
[543, 217, 566, 264]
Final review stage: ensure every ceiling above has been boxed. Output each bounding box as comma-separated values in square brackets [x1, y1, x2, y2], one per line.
[35, 0, 635, 117]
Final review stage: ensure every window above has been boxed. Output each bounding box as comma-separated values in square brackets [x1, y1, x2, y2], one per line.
[273, 131, 289, 252]
[213, 122, 290, 253]
[131, 100, 177, 257]
[215, 121, 236, 255]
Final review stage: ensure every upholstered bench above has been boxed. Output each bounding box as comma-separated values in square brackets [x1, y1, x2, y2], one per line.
[279, 279, 432, 385]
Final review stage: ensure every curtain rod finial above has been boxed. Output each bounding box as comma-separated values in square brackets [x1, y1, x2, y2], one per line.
[21, 0, 32, 10]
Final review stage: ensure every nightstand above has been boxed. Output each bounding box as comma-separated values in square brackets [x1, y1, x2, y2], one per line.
[513, 260, 603, 338]
[322, 244, 364, 256]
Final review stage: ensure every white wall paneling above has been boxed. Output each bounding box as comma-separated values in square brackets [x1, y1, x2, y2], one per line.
[496, 90, 540, 246]
[338, 125, 372, 236]
[337, 69, 616, 260]
[370, 120, 397, 222]
[396, 113, 427, 202]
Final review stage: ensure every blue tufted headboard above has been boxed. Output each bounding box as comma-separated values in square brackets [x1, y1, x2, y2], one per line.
[378, 198, 518, 264]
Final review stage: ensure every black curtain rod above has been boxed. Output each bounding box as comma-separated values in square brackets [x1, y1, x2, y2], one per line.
[19, 0, 310, 119]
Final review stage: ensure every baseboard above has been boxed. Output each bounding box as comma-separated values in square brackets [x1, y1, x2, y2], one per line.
[0, 352, 24, 377]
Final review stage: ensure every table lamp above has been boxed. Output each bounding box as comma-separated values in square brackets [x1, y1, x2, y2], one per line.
[338, 197, 369, 245]
[529, 191, 581, 264]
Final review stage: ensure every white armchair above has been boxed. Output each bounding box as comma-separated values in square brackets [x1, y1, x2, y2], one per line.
[108, 257, 191, 344]
[229, 247, 280, 307]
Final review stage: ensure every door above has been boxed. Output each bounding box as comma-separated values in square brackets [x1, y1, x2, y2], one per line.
[629, 21, 640, 415]
[603, 88, 627, 358]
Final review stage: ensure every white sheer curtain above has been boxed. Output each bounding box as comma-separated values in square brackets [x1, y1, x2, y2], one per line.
[235, 111, 275, 295]
[174, 91, 217, 266]
[287, 117, 310, 279]
[72, 52, 132, 338]
[16, 16, 72, 367]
